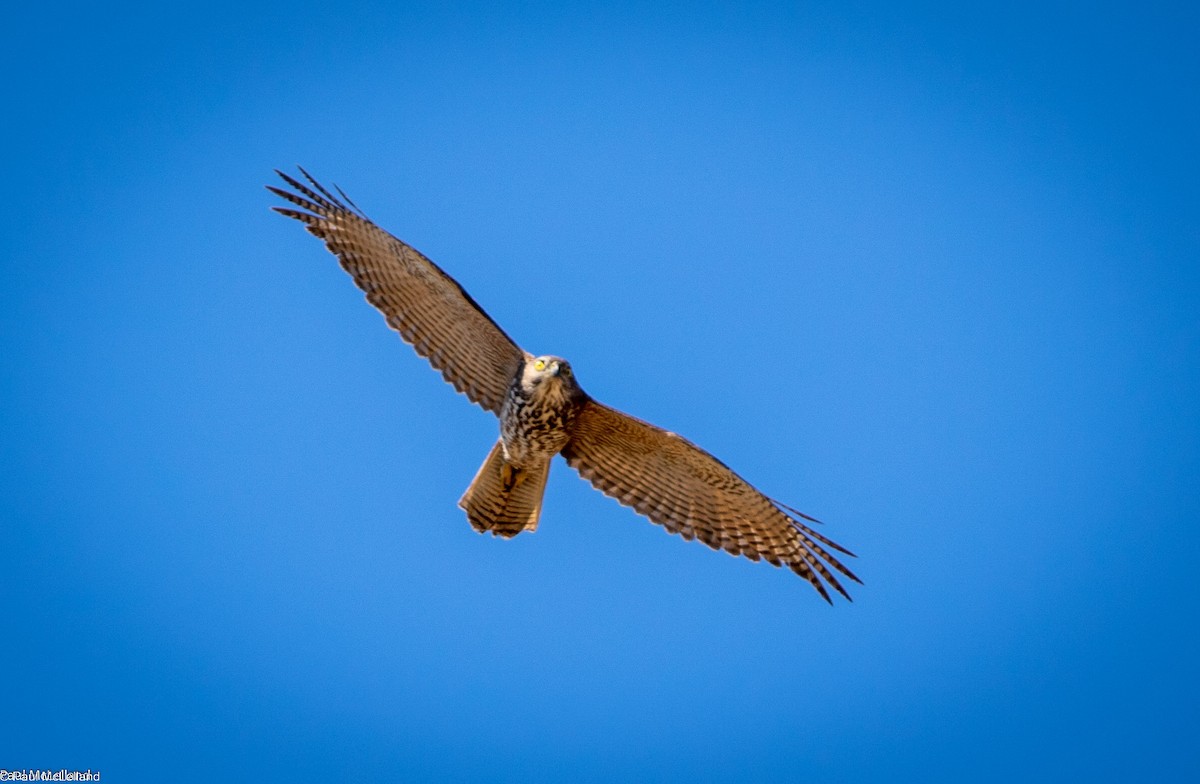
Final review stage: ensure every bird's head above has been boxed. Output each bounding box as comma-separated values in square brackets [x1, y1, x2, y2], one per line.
[520, 355, 582, 398]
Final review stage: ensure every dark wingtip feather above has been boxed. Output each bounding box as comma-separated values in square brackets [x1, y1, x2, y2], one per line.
[265, 185, 301, 203]
[297, 166, 353, 212]
[334, 182, 367, 215]
[272, 167, 342, 213]
[776, 499, 823, 525]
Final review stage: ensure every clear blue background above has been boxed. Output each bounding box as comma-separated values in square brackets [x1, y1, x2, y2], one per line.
[3, 2, 1197, 781]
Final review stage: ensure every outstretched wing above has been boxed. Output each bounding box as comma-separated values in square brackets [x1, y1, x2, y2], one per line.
[269, 168, 526, 415]
[561, 400, 860, 602]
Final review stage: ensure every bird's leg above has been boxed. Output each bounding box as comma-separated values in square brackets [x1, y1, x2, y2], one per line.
[500, 462, 522, 492]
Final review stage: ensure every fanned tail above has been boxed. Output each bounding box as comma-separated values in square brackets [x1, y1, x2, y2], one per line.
[459, 442, 550, 538]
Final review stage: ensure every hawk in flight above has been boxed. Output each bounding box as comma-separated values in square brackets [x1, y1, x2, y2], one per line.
[269, 168, 860, 601]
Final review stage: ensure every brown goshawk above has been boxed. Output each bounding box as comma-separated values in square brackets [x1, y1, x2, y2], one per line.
[269, 168, 860, 602]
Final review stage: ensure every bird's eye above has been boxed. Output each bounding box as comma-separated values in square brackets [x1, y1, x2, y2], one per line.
[533, 359, 546, 371]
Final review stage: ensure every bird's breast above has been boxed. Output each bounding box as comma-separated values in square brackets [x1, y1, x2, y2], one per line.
[499, 384, 578, 467]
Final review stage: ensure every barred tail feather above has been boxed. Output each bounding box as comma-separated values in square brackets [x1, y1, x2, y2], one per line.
[459, 441, 550, 538]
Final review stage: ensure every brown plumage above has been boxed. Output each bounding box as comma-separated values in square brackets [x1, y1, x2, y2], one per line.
[269, 167, 861, 602]
[459, 441, 551, 537]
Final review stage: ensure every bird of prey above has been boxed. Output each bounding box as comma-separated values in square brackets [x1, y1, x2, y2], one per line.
[269, 168, 860, 602]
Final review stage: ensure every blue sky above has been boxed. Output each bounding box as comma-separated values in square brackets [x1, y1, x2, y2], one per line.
[3, 1, 1197, 781]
